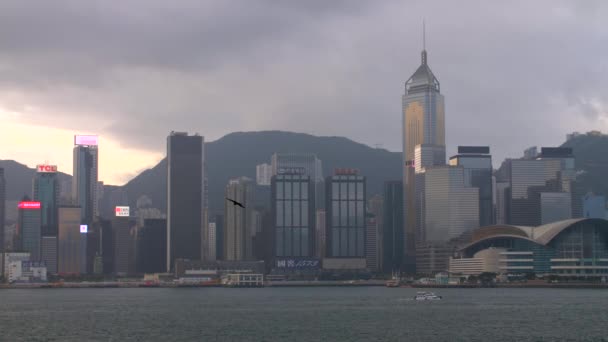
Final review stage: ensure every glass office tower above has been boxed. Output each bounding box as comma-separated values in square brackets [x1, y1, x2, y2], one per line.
[272, 171, 315, 258]
[166, 132, 204, 271]
[33, 166, 60, 235]
[326, 169, 366, 258]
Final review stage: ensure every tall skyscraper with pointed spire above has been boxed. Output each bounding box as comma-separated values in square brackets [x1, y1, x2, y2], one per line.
[402, 23, 446, 272]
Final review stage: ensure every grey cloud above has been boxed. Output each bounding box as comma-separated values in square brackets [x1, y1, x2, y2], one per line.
[1, 0, 608, 165]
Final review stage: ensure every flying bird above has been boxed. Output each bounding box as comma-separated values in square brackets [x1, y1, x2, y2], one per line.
[226, 197, 245, 208]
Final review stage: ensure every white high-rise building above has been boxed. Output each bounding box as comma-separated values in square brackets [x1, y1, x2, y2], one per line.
[256, 163, 272, 186]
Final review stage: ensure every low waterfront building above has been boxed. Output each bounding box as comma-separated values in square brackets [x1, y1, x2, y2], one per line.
[16, 261, 47, 283]
[450, 218, 608, 277]
[449, 248, 504, 275]
[270, 257, 321, 279]
[222, 273, 264, 287]
[174, 260, 265, 278]
[2, 252, 30, 280]
[3, 251, 47, 283]
[322, 258, 366, 270]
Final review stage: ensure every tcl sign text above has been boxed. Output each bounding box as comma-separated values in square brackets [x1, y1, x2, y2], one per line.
[37, 165, 58, 173]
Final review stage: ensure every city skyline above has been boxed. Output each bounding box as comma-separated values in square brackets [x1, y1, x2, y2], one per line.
[3, 3, 608, 341]
[2, 1, 608, 184]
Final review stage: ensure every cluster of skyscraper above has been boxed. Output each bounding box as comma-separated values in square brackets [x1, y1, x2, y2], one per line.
[396, 40, 595, 275]
[1, 136, 102, 279]
[2, 37, 607, 282]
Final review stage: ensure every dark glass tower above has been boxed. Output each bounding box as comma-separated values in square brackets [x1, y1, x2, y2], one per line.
[33, 166, 60, 235]
[166, 132, 204, 271]
[136, 218, 167, 274]
[272, 172, 315, 258]
[326, 169, 366, 258]
[73, 137, 99, 222]
[383, 181, 404, 273]
[17, 198, 42, 261]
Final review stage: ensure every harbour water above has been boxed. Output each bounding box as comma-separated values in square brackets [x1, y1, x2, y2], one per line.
[1, 287, 607, 341]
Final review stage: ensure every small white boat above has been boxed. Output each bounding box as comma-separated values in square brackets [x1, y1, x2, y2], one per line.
[414, 291, 442, 301]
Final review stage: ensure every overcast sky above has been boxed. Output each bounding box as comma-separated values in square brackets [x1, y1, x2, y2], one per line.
[1, 0, 607, 184]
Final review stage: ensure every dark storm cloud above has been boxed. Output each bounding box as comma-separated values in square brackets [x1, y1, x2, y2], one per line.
[1, 0, 608, 165]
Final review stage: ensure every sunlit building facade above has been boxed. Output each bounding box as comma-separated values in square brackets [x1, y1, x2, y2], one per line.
[402, 46, 446, 270]
[57, 207, 85, 274]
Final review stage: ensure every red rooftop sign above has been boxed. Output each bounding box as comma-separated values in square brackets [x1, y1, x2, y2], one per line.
[18, 201, 41, 209]
[37, 165, 58, 173]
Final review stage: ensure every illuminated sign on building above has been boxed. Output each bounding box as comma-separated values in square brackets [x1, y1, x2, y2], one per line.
[74, 135, 99, 146]
[80, 225, 88, 233]
[275, 258, 320, 270]
[334, 168, 359, 175]
[18, 201, 41, 209]
[115, 206, 130, 217]
[36, 164, 58, 173]
[277, 167, 306, 175]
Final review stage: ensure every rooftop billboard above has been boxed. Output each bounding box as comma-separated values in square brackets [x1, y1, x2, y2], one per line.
[74, 135, 99, 146]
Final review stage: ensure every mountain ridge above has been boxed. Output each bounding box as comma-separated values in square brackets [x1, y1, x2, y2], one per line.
[2, 131, 402, 216]
[5, 130, 606, 217]
[123, 130, 402, 214]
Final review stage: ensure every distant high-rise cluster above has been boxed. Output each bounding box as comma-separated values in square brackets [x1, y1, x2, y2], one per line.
[4, 27, 608, 285]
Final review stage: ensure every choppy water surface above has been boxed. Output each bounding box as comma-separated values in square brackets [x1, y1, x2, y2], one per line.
[1, 287, 607, 341]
